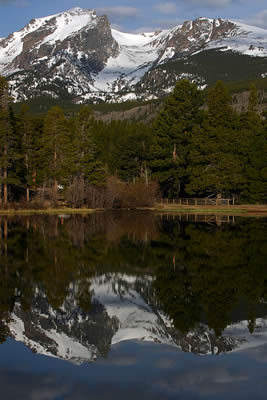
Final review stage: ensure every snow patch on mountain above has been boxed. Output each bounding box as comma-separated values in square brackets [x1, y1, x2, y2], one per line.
[10, 310, 98, 364]
[37, 10, 98, 48]
[0, 8, 98, 76]
[90, 29, 169, 92]
[224, 318, 267, 352]
[0, 9, 267, 102]
[92, 274, 174, 346]
[206, 21, 267, 57]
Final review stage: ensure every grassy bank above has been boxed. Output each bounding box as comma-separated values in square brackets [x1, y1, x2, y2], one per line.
[0, 204, 266, 217]
[153, 204, 267, 216]
[0, 208, 96, 216]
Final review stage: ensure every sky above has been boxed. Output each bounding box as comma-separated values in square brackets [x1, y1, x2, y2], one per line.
[2, 339, 267, 399]
[0, 0, 267, 37]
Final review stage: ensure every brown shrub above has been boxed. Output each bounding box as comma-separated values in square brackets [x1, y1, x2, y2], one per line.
[65, 176, 159, 209]
[65, 177, 86, 208]
[119, 181, 159, 208]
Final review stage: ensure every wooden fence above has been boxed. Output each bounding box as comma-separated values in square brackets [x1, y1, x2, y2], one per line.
[161, 198, 234, 206]
[159, 213, 236, 225]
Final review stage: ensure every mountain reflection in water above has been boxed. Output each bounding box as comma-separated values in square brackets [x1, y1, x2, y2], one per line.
[0, 212, 266, 364]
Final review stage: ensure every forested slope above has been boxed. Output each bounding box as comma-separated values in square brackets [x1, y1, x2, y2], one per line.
[0, 76, 266, 206]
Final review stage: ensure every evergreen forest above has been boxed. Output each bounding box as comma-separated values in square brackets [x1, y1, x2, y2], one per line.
[0, 76, 266, 207]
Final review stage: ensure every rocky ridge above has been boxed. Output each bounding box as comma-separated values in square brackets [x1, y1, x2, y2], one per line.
[0, 8, 267, 103]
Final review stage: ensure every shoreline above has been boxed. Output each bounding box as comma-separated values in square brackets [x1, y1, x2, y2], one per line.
[0, 208, 96, 216]
[152, 204, 267, 216]
[0, 204, 266, 217]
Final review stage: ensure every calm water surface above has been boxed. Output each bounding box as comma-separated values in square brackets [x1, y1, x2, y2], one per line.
[0, 211, 267, 399]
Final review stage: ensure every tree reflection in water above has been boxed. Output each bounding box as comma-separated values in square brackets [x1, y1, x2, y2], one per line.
[0, 212, 266, 353]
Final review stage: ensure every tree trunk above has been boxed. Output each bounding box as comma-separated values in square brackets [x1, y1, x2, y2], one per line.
[0, 217, 2, 255]
[25, 154, 30, 202]
[4, 218, 7, 257]
[145, 167, 148, 186]
[26, 187, 30, 203]
[3, 145, 7, 205]
[32, 170, 36, 189]
[0, 167, 2, 205]
[54, 150, 57, 195]
[3, 172, 7, 205]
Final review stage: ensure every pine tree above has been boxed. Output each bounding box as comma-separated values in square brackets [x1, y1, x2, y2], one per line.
[112, 123, 152, 183]
[237, 85, 266, 202]
[150, 79, 204, 197]
[0, 77, 10, 204]
[247, 84, 258, 113]
[16, 105, 37, 202]
[73, 106, 105, 186]
[41, 106, 70, 195]
[206, 80, 235, 128]
[0, 76, 21, 204]
[246, 121, 267, 203]
[186, 81, 244, 198]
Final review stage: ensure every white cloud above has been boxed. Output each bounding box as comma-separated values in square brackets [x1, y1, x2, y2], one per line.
[245, 9, 267, 29]
[96, 6, 139, 19]
[0, 0, 29, 7]
[131, 26, 160, 33]
[110, 23, 123, 31]
[152, 17, 182, 28]
[154, 2, 177, 15]
[187, 0, 232, 7]
[131, 16, 183, 32]
[0, 0, 28, 5]
[157, 365, 248, 396]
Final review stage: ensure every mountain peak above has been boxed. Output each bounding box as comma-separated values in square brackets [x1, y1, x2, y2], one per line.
[1, 10, 266, 104]
[65, 7, 96, 16]
[67, 7, 85, 13]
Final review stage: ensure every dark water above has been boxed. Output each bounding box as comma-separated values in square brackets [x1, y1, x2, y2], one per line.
[0, 211, 267, 399]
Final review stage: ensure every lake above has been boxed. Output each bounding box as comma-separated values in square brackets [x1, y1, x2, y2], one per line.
[0, 211, 267, 399]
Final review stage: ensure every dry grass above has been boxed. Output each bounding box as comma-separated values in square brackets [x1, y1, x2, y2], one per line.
[0, 208, 96, 216]
[153, 203, 267, 217]
[0, 203, 266, 217]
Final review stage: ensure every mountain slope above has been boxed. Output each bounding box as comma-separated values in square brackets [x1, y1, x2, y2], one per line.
[8, 274, 267, 364]
[0, 8, 267, 103]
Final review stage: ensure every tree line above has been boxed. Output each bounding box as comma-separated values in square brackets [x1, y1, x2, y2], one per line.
[0, 76, 266, 206]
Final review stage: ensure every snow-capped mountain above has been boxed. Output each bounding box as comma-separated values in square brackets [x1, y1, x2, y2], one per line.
[8, 274, 267, 364]
[0, 7, 266, 103]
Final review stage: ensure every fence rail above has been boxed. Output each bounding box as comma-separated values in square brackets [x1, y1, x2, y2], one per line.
[161, 198, 233, 206]
[159, 213, 236, 225]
